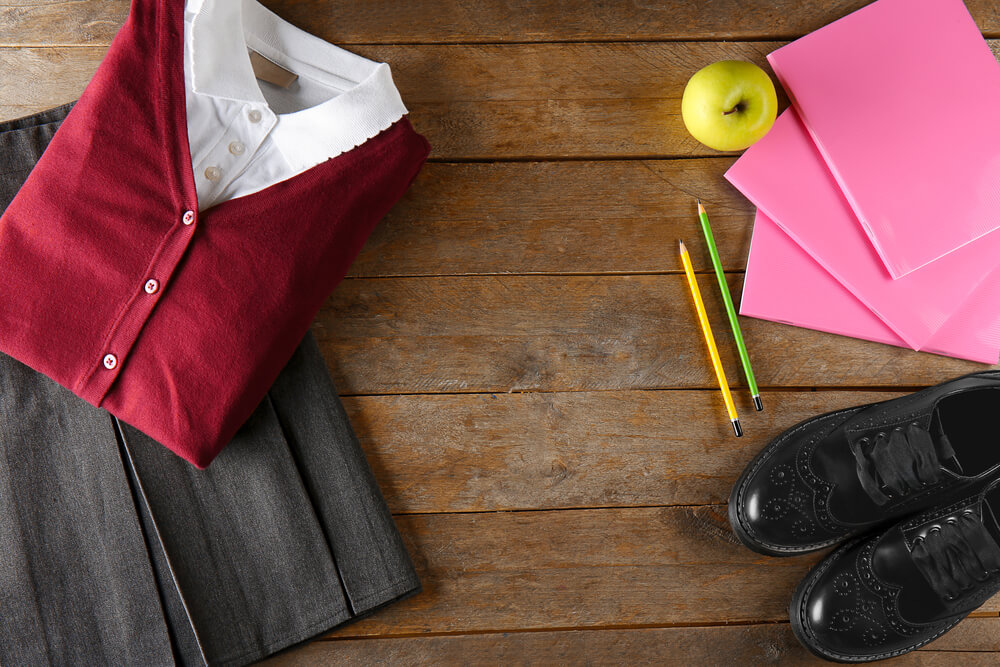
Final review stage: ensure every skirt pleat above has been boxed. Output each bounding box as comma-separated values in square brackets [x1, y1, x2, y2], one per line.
[0, 353, 176, 665]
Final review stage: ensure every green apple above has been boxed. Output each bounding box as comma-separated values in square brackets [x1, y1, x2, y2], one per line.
[681, 61, 778, 152]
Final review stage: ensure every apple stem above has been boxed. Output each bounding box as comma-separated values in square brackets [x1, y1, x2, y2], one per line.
[722, 103, 743, 116]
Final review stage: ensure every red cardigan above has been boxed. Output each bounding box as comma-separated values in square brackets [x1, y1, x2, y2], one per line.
[0, 0, 430, 467]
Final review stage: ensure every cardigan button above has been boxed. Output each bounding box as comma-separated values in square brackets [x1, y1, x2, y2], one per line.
[182, 210, 195, 225]
[144, 279, 160, 295]
[103, 354, 118, 370]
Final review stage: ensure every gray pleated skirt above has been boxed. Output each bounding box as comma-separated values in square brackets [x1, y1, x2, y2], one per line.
[0, 103, 420, 666]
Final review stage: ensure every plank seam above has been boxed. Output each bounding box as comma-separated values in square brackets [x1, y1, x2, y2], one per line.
[344, 271, 741, 279]
[3, 35, 1000, 48]
[389, 502, 728, 517]
[337, 387, 936, 399]
[318, 614, 1000, 643]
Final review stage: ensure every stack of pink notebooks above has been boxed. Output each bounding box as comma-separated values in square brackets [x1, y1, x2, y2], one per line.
[725, 0, 1000, 364]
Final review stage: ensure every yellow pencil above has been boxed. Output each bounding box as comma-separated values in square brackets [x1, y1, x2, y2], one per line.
[679, 240, 742, 437]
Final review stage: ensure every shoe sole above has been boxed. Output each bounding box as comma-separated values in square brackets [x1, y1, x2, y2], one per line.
[728, 404, 872, 557]
[789, 537, 964, 663]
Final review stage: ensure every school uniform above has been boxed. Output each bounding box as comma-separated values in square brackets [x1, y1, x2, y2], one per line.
[0, 0, 428, 662]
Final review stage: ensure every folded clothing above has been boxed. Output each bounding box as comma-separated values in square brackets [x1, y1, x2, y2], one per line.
[0, 0, 430, 467]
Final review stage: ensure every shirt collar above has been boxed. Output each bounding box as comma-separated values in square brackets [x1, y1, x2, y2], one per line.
[187, 0, 409, 172]
[187, 0, 266, 104]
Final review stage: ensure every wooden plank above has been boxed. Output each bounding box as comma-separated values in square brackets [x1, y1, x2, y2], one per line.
[6, 1, 1000, 46]
[353, 159, 753, 278]
[0, 46, 105, 115]
[265, 619, 1000, 665]
[8, 42, 1000, 160]
[0, 42, 786, 159]
[346, 390, 903, 513]
[0, 154, 762, 278]
[315, 274, 990, 396]
[362, 42, 789, 160]
[300, 506, 1000, 637]
[0, 0, 127, 46]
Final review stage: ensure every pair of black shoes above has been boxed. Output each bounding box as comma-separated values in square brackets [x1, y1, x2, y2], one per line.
[729, 371, 1000, 662]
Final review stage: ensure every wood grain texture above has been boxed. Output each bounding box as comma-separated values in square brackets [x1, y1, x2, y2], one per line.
[8, 41, 1000, 159]
[310, 506, 1000, 637]
[0, 0, 127, 46]
[0, 46, 105, 115]
[0, 42, 785, 159]
[315, 275, 991, 396]
[346, 390, 903, 513]
[265, 619, 1000, 666]
[5, 0, 1000, 45]
[352, 159, 752, 277]
[0, 155, 756, 279]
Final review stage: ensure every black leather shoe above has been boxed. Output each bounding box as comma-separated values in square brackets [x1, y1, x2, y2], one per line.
[790, 477, 1000, 662]
[729, 371, 1000, 556]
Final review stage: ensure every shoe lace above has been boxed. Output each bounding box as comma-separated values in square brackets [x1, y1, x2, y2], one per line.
[849, 421, 957, 506]
[910, 511, 1000, 602]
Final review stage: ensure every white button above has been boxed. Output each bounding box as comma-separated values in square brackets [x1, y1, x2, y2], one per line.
[103, 354, 118, 370]
[204, 166, 222, 182]
[182, 210, 195, 225]
[248, 109, 262, 123]
[144, 279, 160, 295]
[229, 141, 246, 156]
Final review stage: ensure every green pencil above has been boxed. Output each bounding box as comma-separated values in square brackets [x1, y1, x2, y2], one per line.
[697, 200, 762, 411]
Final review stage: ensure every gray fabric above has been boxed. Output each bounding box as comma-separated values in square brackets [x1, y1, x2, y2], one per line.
[0, 104, 419, 666]
[0, 326, 177, 665]
[0, 102, 70, 210]
[118, 337, 421, 667]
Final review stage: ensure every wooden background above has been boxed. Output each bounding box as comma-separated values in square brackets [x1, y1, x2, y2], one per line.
[5, 0, 1000, 664]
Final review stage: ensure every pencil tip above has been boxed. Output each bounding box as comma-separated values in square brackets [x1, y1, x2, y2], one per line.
[697, 200, 706, 216]
[732, 419, 743, 437]
[678, 240, 686, 254]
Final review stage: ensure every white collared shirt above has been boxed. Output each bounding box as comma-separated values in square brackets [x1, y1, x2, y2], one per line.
[184, 0, 408, 209]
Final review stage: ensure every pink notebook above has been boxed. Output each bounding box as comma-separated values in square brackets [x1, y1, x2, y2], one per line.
[726, 108, 998, 351]
[742, 211, 1000, 364]
[767, 0, 1000, 278]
